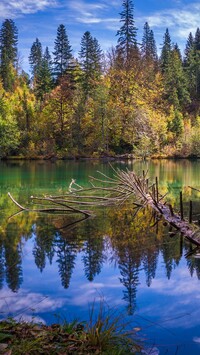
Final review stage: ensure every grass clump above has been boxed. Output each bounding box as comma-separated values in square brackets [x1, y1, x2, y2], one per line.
[0, 305, 142, 354]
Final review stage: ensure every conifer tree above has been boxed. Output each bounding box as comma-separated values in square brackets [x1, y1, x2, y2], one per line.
[29, 38, 42, 77]
[116, 0, 138, 64]
[184, 32, 194, 64]
[36, 49, 53, 100]
[160, 28, 172, 73]
[141, 22, 157, 62]
[0, 19, 18, 91]
[53, 24, 72, 80]
[79, 31, 102, 96]
[185, 29, 200, 101]
[194, 27, 200, 50]
[164, 45, 190, 109]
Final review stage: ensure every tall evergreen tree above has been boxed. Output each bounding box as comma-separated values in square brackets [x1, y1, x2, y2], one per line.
[0, 19, 18, 91]
[53, 24, 72, 80]
[163, 45, 190, 110]
[194, 27, 200, 51]
[116, 0, 138, 64]
[184, 32, 194, 64]
[35, 49, 53, 100]
[79, 31, 102, 96]
[141, 22, 157, 62]
[29, 38, 42, 77]
[92, 37, 103, 77]
[160, 28, 172, 73]
[185, 29, 200, 102]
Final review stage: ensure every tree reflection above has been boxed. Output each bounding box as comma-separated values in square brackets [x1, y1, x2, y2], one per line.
[56, 234, 77, 289]
[33, 216, 56, 272]
[82, 220, 105, 282]
[0, 241, 5, 290]
[2, 198, 200, 314]
[108, 205, 167, 314]
[5, 242, 22, 292]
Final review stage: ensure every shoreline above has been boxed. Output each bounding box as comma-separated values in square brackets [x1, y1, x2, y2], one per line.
[1, 154, 200, 161]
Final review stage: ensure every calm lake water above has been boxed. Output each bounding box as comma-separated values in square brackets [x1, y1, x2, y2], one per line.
[1, 159, 200, 354]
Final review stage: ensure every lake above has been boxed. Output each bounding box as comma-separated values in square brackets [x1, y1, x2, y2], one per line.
[1, 159, 200, 354]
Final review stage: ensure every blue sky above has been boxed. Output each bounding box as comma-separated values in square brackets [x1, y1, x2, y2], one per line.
[0, 0, 199, 72]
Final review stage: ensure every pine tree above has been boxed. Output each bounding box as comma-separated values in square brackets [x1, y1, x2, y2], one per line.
[92, 37, 103, 78]
[116, 0, 138, 65]
[160, 28, 172, 73]
[79, 31, 102, 96]
[36, 50, 53, 100]
[0, 19, 18, 91]
[43, 46, 52, 68]
[149, 29, 158, 61]
[29, 38, 42, 77]
[141, 22, 157, 62]
[194, 27, 200, 51]
[53, 24, 72, 80]
[164, 45, 190, 110]
[184, 32, 194, 64]
[185, 29, 200, 101]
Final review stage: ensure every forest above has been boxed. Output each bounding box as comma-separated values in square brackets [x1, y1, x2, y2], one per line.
[1, 0, 200, 159]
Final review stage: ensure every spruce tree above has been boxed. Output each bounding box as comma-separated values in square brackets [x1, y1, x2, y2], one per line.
[91, 37, 103, 78]
[79, 31, 102, 96]
[141, 22, 157, 62]
[53, 24, 72, 80]
[0, 19, 18, 91]
[164, 45, 190, 110]
[185, 29, 200, 101]
[184, 32, 194, 64]
[36, 48, 53, 99]
[194, 28, 200, 51]
[160, 28, 172, 73]
[29, 38, 42, 77]
[116, 0, 137, 64]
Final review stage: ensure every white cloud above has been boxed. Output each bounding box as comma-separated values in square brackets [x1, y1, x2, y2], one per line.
[141, 2, 200, 40]
[69, 0, 107, 16]
[0, 0, 58, 18]
[0, 288, 64, 318]
[68, 0, 115, 28]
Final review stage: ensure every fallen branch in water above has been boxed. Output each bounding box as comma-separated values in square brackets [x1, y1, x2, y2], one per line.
[8, 192, 92, 217]
[8, 165, 200, 248]
[67, 166, 200, 247]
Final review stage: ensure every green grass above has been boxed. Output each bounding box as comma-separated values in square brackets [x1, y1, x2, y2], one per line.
[0, 304, 142, 354]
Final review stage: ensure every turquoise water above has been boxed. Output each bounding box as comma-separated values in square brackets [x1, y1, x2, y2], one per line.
[1, 159, 200, 354]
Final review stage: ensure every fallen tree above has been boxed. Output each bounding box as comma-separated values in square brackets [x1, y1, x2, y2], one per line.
[8, 166, 200, 247]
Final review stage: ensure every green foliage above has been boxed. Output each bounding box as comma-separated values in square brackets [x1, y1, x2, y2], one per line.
[2, 5, 200, 158]
[160, 28, 172, 72]
[29, 38, 42, 77]
[141, 22, 157, 63]
[168, 107, 184, 138]
[0, 308, 141, 354]
[0, 19, 18, 91]
[53, 24, 72, 80]
[79, 31, 103, 96]
[116, 0, 138, 64]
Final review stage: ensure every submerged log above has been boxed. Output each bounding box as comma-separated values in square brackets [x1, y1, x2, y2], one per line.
[8, 166, 200, 248]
